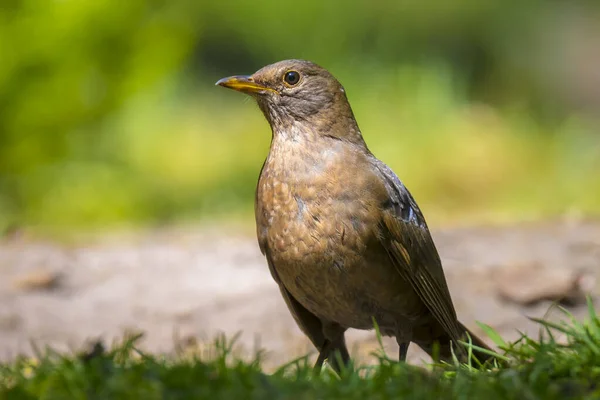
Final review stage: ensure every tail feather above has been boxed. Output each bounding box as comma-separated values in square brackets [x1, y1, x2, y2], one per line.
[414, 321, 495, 364]
[459, 321, 495, 362]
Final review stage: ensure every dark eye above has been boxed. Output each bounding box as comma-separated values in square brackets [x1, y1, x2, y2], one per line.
[283, 71, 301, 86]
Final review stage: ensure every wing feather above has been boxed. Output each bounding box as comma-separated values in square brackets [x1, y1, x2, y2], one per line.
[374, 158, 465, 346]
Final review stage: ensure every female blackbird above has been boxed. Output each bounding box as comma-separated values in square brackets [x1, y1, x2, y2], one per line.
[216, 60, 492, 372]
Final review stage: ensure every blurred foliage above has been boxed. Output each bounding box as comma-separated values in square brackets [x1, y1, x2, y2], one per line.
[1, 0, 599, 233]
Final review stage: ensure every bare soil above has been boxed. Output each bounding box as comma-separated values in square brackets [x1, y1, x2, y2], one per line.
[1, 218, 599, 370]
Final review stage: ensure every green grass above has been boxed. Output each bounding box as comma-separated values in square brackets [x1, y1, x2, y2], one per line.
[1, 299, 599, 399]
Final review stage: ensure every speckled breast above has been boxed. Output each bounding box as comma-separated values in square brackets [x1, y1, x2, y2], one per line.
[255, 152, 415, 329]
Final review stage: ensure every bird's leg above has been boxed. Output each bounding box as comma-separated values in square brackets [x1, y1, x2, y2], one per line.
[313, 339, 333, 373]
[398, 342, 410, 362]
[313, 322, 349, 374]
[395, 326, 412, 362]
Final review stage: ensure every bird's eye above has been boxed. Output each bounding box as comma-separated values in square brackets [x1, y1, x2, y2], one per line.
[283, 71, 301, 86]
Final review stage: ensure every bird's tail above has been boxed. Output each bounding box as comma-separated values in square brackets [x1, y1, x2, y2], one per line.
[458, 321, 495, 362]
[415, 321, 495, 364]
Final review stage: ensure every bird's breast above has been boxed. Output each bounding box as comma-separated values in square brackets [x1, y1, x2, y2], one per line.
[256, 144, 378, 264]
[255, 146, 412, 328]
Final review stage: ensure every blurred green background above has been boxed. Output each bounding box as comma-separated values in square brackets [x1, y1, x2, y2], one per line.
[1, 0, 600, 234]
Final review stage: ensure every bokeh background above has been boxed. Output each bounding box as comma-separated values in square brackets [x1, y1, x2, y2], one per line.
[2, 0, 600, 234]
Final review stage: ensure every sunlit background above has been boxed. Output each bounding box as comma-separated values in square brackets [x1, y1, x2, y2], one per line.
[1, 0, 600, 235]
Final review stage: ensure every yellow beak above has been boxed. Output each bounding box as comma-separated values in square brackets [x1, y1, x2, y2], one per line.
[215, 75, 275, 95]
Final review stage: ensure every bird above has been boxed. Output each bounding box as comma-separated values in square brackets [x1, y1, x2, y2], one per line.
[216, 59, 493, 373]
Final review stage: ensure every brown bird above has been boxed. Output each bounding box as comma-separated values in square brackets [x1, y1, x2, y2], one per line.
[216, 60, 492, 372]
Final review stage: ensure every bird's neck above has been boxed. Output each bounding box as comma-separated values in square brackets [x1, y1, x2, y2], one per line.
[263, 120, 366, 184]
[269, 112, 365, 145]
[268, 122, 333, 165]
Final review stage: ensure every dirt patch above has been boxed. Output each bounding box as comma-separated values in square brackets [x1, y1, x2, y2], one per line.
[1, 219, 599, 369]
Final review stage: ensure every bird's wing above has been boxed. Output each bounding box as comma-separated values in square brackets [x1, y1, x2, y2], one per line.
[372, 159, 465, 344]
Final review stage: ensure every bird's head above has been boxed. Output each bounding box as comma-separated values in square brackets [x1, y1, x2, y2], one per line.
[216, 59, 363, 143]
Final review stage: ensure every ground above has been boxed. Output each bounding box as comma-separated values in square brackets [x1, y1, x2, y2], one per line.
[0, 218, 598, 370]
